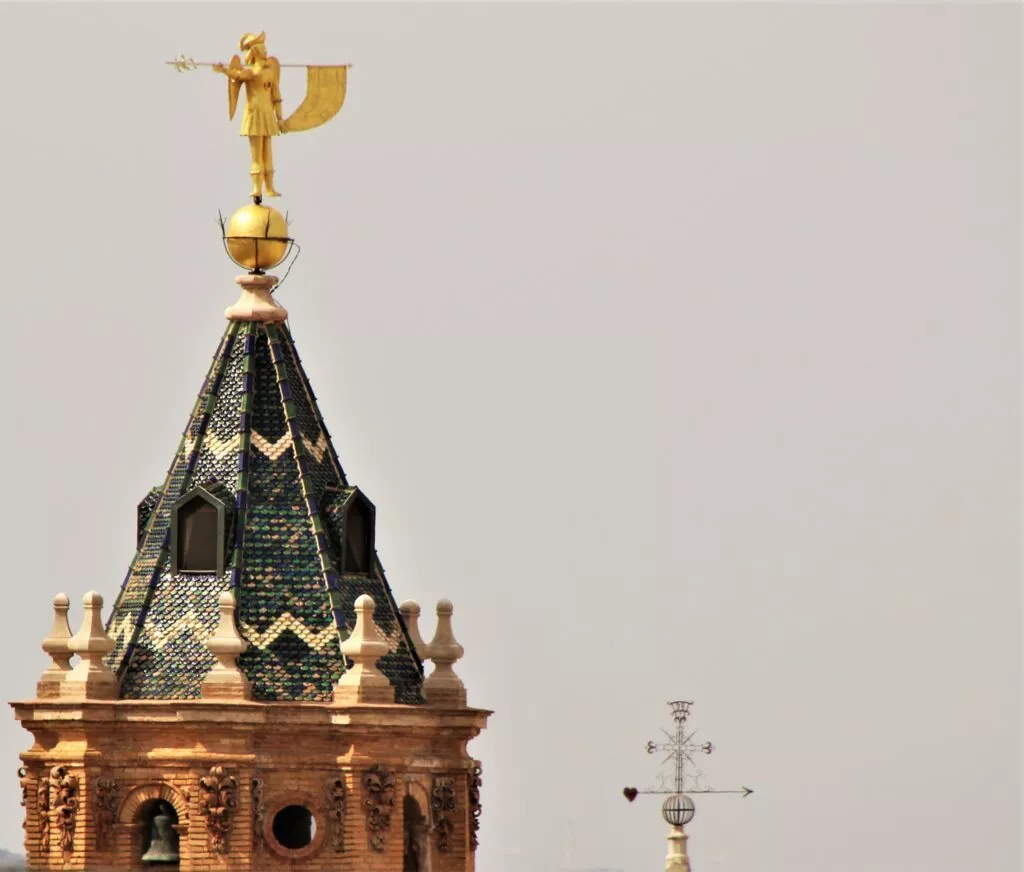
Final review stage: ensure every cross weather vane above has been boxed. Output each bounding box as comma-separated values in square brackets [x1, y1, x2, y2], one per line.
[623, 701, 753, 825]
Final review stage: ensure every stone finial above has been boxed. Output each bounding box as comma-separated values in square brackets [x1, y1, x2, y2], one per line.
[62, 592, 117, 700]
[333, 594, 395, 705]
[422, 599, 466, 707]
[201, 591, 251, 700]
[398, 600, 429, 661]
[225, 273, 288, 322]
[665, 826, 692, 871]
[37, 593, 75, 698]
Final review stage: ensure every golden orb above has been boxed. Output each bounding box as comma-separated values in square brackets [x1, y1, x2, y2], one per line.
[224, 203, 291, 271]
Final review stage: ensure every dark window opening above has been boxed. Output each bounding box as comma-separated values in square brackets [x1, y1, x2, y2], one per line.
[403, 795, 426, 872]
[272, 805, 316, 851]
[344, 498, 374, 574]
[178, 497, 219, 573]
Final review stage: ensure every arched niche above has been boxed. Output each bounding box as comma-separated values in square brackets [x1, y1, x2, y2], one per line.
[403, 792, 430, 872]
[117, 783, 189, 871]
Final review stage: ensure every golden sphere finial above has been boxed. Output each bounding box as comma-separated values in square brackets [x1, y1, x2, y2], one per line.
[223, 203, 292, 272]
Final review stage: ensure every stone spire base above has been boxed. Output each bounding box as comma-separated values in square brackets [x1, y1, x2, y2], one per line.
[665, 826, 692, 872]
[225, 273, 288, 322]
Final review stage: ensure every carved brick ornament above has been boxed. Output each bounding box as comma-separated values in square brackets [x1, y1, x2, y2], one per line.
[251, 777, 266, 852]
[199, 766, 238, 854]
[37, 771, 50, 853]
[327, 777, 347, 853]
[362, 764, 396, 852]
[431, 775, 457, 853]
[468, 764, 482, 851]
[50, 765, 80, 856]
[17, 767, 29, 826]
[95, 778, 119, 852]
[18, 767, 31, 860]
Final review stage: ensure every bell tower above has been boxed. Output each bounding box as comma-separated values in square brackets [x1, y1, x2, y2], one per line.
[10, 32, 490, 872]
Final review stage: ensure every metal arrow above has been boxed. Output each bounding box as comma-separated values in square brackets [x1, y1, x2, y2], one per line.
[688, 786, 754, 798]
[623, 786, 753, 800]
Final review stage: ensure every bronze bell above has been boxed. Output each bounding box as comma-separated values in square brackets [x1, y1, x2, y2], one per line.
[141, 802, 179, 864]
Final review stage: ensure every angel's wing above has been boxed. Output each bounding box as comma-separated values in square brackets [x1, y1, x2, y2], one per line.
[227, 55, 243, 120]
[281, 65, 348, 133]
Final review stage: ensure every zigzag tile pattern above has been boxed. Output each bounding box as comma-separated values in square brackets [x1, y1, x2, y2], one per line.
[106, 320, 424, 702]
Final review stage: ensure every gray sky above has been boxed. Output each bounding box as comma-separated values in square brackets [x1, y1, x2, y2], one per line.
[0, 3, 1020, 871]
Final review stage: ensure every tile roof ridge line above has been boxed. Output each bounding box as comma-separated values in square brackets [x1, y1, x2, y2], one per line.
[227, 322, 259, 602]
[264, 322, 351, 662]
[274, 327, 423, 685]
[369, 554, 427, 677]
[278, 322, 349, 488]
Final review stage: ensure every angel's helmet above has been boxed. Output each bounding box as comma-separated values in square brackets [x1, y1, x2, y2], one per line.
[240, 31, 267, 65]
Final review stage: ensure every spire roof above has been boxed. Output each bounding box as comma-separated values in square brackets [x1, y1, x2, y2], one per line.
[106, 319, 424, 703]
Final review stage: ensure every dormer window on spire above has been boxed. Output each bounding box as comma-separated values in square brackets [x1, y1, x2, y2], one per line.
[321, 487, 376, 576]
[169, 483, 234, 575]
[343, 492, 375, 574]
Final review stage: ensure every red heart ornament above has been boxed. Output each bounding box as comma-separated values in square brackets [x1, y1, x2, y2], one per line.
[623, 787, 638, 802]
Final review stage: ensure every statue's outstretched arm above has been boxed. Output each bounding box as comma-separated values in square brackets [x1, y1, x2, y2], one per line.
[213, 62, 255, 82]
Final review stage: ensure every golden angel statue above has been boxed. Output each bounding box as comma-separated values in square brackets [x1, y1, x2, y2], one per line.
[169, 32, 349, 201]
[213, 33, 285, 199]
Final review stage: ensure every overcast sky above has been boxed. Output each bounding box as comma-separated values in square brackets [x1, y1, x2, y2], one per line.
[0, 3, 1019, 871]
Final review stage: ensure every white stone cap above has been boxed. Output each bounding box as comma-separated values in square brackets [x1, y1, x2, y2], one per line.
[41, 593, 73, 658]
[334, 594, 393, 704]
[206, 591, 249, 658]
[67, 591, 115, 657]
[398, 600, 429, 660]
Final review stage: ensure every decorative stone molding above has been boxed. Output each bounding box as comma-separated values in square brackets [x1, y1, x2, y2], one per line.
[198, 766, 238, 855]
[327, 776, 346, 853]
[468, 764, 482, 852]
[38, 593, 74, 698]
[95, 777, 119, 852]
[37, 771, 50, 853]
[17, 767, 29, 822]
[423, 599, 467, 707]
[362, 764, 396, 852]
[430, 775, 457, 853]
[251, 777, 266, 852]
[18, 766, 32, 858]
[50, 765, 79, 857]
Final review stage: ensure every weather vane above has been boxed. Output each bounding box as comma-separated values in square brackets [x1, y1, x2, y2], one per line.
[623, 700, 752, 872]
[163, 31, 352, 305]
[166, 32, 349, 202]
